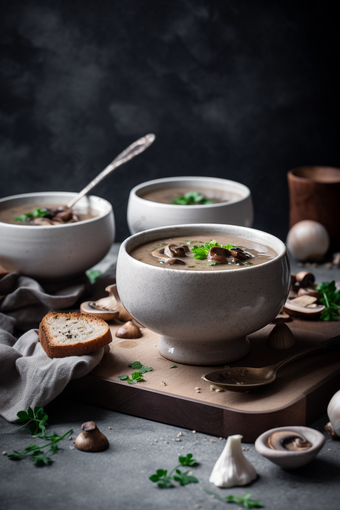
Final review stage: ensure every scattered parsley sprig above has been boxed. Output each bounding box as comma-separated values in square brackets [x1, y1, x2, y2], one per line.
[15, 207, 50, 222]
[203, 488, 263, 508]
[150, 453, 199, 488]
[172, 191, 213, 206]
[118, 361, 153, 384]
[6, 406, 73, 466]
[191, 240, 236, 260]
[316, 281, 340, 321]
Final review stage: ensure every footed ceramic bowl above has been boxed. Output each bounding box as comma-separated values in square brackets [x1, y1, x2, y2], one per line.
[127, 176, 253, 234]
[255, 426, 325, 469]
[116, 223, 290, 365]
[0, 192, 115, 282]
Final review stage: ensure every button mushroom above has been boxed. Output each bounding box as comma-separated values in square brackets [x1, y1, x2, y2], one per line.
[74, 421, 109, 452]
[151, 246, 186, 265]
[230, 247, 251, 261]
[164, 244, 188, 257]
[207, 246, 231, 264]
[267, 430, 312, 451]
[295, 271, 315, 288]
[115, 320, 142, 339]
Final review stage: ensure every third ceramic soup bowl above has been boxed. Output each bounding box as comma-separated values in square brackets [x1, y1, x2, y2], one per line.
[116, 224, 290, 365]
[127, 176, 253, 234]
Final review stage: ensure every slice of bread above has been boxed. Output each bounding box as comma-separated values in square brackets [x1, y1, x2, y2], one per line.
[39, 311, 112, 358]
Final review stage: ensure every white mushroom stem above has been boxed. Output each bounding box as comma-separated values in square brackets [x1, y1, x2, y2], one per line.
[209, 434, 257, 488]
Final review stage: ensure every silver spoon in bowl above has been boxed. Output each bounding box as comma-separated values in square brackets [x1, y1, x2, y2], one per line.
[202, 334, 340, 392]
[67, 133, 155, 209]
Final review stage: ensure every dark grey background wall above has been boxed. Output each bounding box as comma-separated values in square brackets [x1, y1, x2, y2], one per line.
[1, 0, 339, 242]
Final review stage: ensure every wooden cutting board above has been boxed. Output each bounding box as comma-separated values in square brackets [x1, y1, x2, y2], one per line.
[65, 318, 340, 442]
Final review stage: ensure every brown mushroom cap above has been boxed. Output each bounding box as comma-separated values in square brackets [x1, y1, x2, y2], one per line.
[267, 430, 312, 451]
[164, 244, 188, 258]
[230, 247, 251, 260]
[115, 321, 142, 339]
[296, 271, 315, 288]
[74, 421, 109, 452]
[207, 246, 231, 264]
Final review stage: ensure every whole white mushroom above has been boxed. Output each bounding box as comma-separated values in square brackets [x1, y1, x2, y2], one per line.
[286, 220, 330, 261]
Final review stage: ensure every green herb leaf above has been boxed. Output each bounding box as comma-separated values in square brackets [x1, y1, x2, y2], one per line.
[129, 361, 143, 369]
[173, 469, 199, 486]
[118, 375, 129, 380]
[7, 407, 72, 467]
[150, 454, 199, 489]
[169, 365, 178, 369]
[316, 281, 340, 321]
[15, 406, 49, 436]
[179, 453, 197, 466]
[172, 191, 213, 206]
[86, 269, 101, 283]
[203, 488, 264, 508]
[191, 240, 236, 260]
[14, 208, 50, 222]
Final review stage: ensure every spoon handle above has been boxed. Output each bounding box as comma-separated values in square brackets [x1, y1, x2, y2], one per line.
[67, 133, 156, 209]
[275, 334, 340, 372]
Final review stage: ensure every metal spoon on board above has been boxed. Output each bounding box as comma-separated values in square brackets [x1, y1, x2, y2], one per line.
[67, 133, 155, 209]
[202, 334, 340, 392]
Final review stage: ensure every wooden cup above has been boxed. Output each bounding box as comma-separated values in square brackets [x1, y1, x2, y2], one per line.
[287, 166, 340, 251]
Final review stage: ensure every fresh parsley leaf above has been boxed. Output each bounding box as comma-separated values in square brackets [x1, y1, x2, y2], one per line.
[86, 269, 101, 283]
[203, 489, 264, 508]
[173, 469, 198, 486]
[15, 406, 49, 437]
[191, 240, 236, 260]
[14, 208, 50, 222]
[129, 361, 143, 369]
[179, 453, 197, 466]
[169, 365, 177, 369]
[172, 191, 213, 205]
[316, 281, 340, 321]
[120, 362, 153, 383]
[7, 407, 72, 467]
[150, 454, 199, 489]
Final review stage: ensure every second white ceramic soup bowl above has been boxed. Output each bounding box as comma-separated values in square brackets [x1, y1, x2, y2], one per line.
[127, 176, 253, 234]
[116, 224, 290, 365]
[0, 192, 115, 282]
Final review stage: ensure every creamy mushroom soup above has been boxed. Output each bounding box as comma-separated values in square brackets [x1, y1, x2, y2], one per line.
[139, 187, 240, 205]
[130, 235, 277, 271]
[0, 203, 100, 226]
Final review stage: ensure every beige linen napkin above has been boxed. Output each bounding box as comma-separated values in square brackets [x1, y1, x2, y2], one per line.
[0, 272, 107, 422]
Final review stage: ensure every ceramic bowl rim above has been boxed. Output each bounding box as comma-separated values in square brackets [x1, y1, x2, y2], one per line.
[120, 223, 288, 275]
[129, 176, 251, 209]
[0, 191, 113, 229]
[255, 425, 325, 458]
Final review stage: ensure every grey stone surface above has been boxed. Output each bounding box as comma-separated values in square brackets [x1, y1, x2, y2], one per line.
[0, 248, 340, 510]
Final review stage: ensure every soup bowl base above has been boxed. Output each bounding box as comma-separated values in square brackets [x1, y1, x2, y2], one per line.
[158, 335, 250, 366]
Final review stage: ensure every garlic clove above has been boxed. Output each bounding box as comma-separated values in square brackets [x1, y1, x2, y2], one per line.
[209, 434, 257, 488]
[286, 220, 330, 262]
[267, 323, 295, 349]
[325, 389, 340, 439]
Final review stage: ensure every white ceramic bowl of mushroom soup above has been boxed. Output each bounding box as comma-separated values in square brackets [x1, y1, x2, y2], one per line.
[116, 223, 290, 365]
[0, 192, 115, 281]
[127, 176, 254, 234]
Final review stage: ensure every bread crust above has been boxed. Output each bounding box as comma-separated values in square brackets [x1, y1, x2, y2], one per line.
[39, 311, 112, 358]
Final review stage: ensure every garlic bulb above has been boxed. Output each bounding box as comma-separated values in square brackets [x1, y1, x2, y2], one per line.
[325, 390, 340, 439]
[209, 434, 257, 488]
[286, 220, 330, 261]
